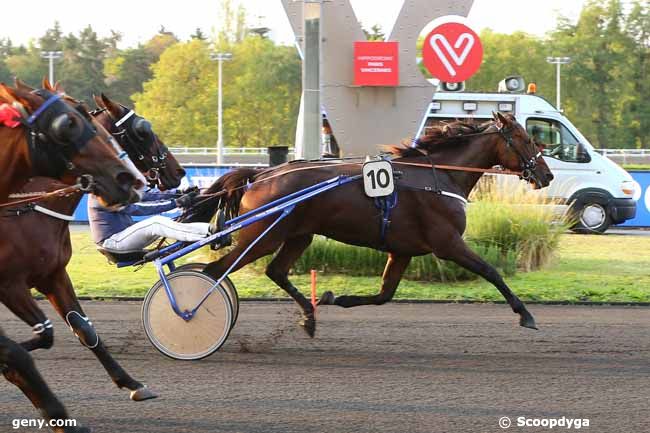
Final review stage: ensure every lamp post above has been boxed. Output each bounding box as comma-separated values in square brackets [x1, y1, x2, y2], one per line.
[41, 51, 63, 84]
[210, 52, 233, 165]
[546, 56, 571, 111]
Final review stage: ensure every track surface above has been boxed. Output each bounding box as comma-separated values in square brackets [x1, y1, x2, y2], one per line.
[1, 301, 649, 433]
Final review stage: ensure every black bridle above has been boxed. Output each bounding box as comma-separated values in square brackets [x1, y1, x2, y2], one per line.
[23, 89, 98, 178]
[497, 125, 543, 182]
[93, 106, 168, 184]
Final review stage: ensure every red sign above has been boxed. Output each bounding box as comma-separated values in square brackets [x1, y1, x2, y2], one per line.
[421, 21, 483, 83]
[353, 41, 399, 86]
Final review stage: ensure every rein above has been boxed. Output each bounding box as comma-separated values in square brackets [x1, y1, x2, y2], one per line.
[0, 175, 94, 209]
[192, 159, 523, 202]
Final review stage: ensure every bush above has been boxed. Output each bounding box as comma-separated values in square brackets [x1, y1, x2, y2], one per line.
[252, 179, 567, 281]
[467, 179, 569, 271]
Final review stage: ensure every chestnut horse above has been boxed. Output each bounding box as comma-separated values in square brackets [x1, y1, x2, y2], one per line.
[0, 81, 146, 432]
[0, 92, 184, 407]
[0, 82, 144, 205]
[190, 113, 554, 337]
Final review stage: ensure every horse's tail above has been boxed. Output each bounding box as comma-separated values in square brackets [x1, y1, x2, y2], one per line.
[183, 168, 261, 223]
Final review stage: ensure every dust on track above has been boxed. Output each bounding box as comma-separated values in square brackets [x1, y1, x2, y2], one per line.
[1, 301, 649, 433]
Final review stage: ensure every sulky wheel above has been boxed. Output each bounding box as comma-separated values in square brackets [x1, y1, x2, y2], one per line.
[142, 270, 233, 360]
[173, 263, 239, 329]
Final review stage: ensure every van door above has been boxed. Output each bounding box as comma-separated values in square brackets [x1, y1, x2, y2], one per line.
[523, 116, 596, 200]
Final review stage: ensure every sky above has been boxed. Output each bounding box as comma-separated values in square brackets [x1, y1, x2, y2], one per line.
[0, 0, 586, 49]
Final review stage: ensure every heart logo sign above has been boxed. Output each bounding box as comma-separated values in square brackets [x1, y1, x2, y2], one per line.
[421, 21, 483, 83]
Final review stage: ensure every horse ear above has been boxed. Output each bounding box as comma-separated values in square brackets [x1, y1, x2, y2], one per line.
[53, 81, 64, 92]
[496, 111, 510, 126]
[100, 93, 122, 118]
[93, 94, 105, 109]
[42, 77, 55, 91]
[0, 83, 39, 110]
[14, 78, 34, 92]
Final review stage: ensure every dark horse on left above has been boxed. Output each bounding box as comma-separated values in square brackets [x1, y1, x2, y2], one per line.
[1, 80, 185, 410]
[0, 79, 146, 432]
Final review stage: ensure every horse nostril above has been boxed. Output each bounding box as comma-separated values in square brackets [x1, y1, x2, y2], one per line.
[116, 171, 135, 192]
[547, 173, 554, 181]
[177, 168, 187, 178]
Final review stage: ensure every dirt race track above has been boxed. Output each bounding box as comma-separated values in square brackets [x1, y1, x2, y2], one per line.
[1, 301, 649, 433]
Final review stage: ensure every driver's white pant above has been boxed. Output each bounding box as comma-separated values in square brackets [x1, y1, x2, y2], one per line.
[102, 215, 210, 251]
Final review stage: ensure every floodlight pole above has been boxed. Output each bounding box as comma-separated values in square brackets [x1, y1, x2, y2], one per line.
[41, 51, 63, 84]
[210, 52, 233, 165]
[546, 56, 571, 111]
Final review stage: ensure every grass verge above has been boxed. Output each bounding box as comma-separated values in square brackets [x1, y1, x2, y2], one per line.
[66, 230, 650, 302]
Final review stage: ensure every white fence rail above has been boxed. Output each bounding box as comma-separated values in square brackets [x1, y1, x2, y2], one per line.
[168, 147, 295, 156]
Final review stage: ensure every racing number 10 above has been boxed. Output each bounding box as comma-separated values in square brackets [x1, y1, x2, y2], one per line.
[362, 160, 394, 197]
[366, 168, 391, 189]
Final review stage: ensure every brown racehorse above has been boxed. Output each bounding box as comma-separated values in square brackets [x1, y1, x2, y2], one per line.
[0, 82, 142, 205]
[0, 81, 144, 432]
[0, 93, 184, 406]
[190, 113, 554, 337]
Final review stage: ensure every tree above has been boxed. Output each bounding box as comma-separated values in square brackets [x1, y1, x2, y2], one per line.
[4, 42, 44, 87]
[549, 0, 634, 148]
[39, 21, 64, 51]
[105, 46, 155, 105]
[363, 24, 385, 41]
[191, 28, 207, 41]
[133, 36, 301, 148]
[467, 29, 553, 99]
[57, 26, 109, 101]
[0, 38, 15, 83]
[625, 0, 650, 148]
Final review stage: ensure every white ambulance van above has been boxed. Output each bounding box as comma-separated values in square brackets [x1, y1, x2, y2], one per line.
[421, 78, 637, 233]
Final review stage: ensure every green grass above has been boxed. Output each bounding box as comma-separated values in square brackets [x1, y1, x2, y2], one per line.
[66, 230, 650, 302]
[622, 164, 650, 171]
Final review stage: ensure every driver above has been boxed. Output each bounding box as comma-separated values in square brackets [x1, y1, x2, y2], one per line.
[88, 188, 214, 252]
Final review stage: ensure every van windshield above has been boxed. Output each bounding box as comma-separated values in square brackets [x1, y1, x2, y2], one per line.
[526, 118, 590, 163]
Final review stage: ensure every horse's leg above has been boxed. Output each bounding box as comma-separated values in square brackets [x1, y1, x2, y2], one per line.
[0, 328, 89, 433]
[438, 238, 537, 329]
[319, 254, 411, 308]
[0, 285, 54, 352]
[264, 235, 317, 336]
[39, 269, 157, 401]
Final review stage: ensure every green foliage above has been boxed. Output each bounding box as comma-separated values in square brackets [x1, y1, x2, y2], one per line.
[469, 0, 650, 149]
[105, 46, 156, 106]
[363, 24, 385, 41]
[133, 35, 301, 147]
[467, 30, 553, 98]
[252, 237, 516, 282]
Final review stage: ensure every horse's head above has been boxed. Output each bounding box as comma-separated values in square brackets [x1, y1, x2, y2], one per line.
[1, 80, 145, 206]
[91, 94, 185, 190]
[492, 112, 554, 189]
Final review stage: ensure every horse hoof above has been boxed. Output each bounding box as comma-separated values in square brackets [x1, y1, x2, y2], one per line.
[299, 317, 316, 338]
[519, 313, 538, 330]
[130, 386, 158, 401]
[318, 291, 336, 306]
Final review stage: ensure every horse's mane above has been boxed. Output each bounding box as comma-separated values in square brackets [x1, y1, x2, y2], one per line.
[385, 119, 496, 157]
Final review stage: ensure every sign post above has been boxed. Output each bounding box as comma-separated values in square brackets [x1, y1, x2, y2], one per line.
[353, 42, 399, 87]
[414, 16, 483, 138]
[420, 17, 483, 83]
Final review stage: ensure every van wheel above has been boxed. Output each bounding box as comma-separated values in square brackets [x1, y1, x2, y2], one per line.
[571, 202, 611, 234]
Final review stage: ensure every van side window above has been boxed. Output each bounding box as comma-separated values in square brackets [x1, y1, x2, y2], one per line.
[526, 118, 590, 163]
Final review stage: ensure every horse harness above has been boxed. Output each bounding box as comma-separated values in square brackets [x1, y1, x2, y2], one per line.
[22, 89, 99, 178]
[91, 106, 169, 180]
